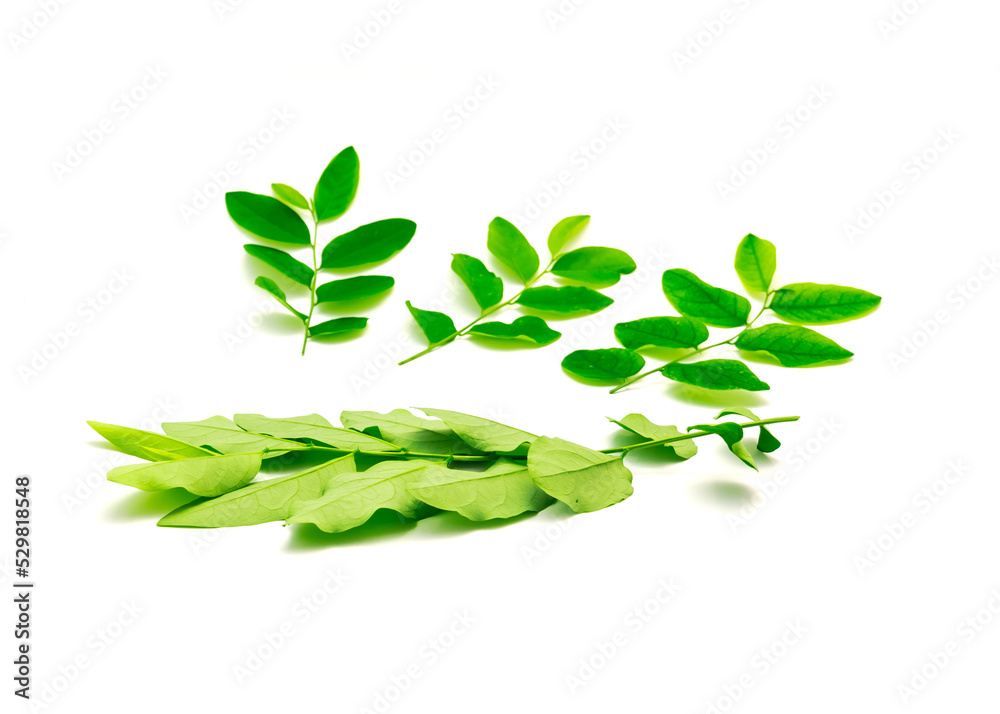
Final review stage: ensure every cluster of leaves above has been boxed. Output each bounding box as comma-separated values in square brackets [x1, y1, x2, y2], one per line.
[88, 408, 798, 537]
[225, 147, 416, 355]
[562, 234, 882, 393]
[400, 216, 636, 364]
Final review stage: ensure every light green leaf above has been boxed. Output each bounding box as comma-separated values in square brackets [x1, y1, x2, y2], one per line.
[547, 215, 590, 255]
[158, 454, 357, 528]
[161, 416, 308, 457]
[232, 414, 398, 452]
[316, 275, 394, 303]
[714, 408, 780, 453]
[487, 217, 539, 284]
[314, 146, 360, 221]
[661, 359, 770, 391]
[340, 409, 476, 455]
[225, 191, 311, 245]
[320, 218, 416, 269]
[108, 452, 262, 497]
[609, 414, 697, 459]
[418, 408, 537, 455]
[661, 269, 751, 327]
[688, 423, 756, 470]
[406, 301, 456, 346]
[309, 317, 368, 337]
[286, 461, 438, 533]
[551, 247, 637, 287]
[734, 324, 853, 366]
[254, 277, 306, 321]
[562, 349, 645, 381]
[406, 460, 554, 521]
[451, 253, 503, 309]
[271, 183, 310, 210]
[244, 244, 314, 286]
[734, 234, 777, 293]
[769, 283, 882, 324]
[87, 422, 213, 462]
[516, 285, 613, 313]
[528, 437, 633, 513]
[467, 316, 561, 345]
[614, 316, 709, 351]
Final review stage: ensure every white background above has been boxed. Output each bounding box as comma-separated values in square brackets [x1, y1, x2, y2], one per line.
[3, 0, 999, 712]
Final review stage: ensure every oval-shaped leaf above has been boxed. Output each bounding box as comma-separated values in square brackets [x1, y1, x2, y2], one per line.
[769, 283, 882, 324]
[254, 277, 306, 321]
[451, 253, 503, 310]
[614, 316, 709, 351]
[661, 269, 751, 327]
[562, 349, 645, 381]
[516, 285, 613, 313]
[528, 437, 633, 513]
[232, 414, 398, 452]
[314, 146, 360, 221]
[406, 301, 456, 346]
[406, 460, 554, 521]
[547, 215, 590, 255]
[340, 409, 477, 455]
[271, 183, 310, 209]
[309, 317, 368, 337]
[609, 414, 697, 459]
[418, 408, 537, 455]
[734, 323, 853, 366]
[108, 452, 262, 497]
[552, 246, 637, 287]
[87, 422, 213, 462]
[734, 234, 777, 293]
[487, 217, 539, 284]
[316, 275, 394, 303]
[321, 218, 416, 269]
[226, 191, 312, 245]
[468, 316, 561, 345]
[661, 359, 770, 391]
[244, 244, 314, 286]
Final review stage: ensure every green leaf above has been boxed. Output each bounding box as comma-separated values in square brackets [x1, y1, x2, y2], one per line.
[254, 277, 306, 321]
[547, 215, 590, 255]
[661, 359, 770, 391]
[562, 349, 645, 381]
[232, 414, 398, 452]
[688, 423, 756, 470]
[87, 422, 213, 462]
[286, 461, 438, 533]
[271, 183, 310, 210]
[419, 408, 538, 455]
[161, 416, 309, 457]
[614, 316, 709, 351]
[661, 269, 751, 327]
[340, 409, 476, 455]
[528, 438, 633, 513]
[406, 460, 554, 521]
[225, 191, 311, 245]
[406, 301, 456, 346]
[158, 454, 357, 528]
[516, 285, 613, 313]
[451, 254, 503, 310]
[314, 146, 360, 221]
[608, 415, 697, 459]
[487, 217, 539, 284]
[244, 244, 314, 286]
[320, 218, 416, 269]
[551, 247, 637, 287]
[714, 408, 781, 453]
[107, 452, 262, 497]
[734, 234, 777, 293]
[769, 283, 882, 324]
[316, 275, 394, 303]
[309, 317, 368, 337]
[467, 316, 561, 345]
[734, 324, 853, 366]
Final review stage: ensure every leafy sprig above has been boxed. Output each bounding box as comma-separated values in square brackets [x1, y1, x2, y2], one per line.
[225, 147, 416, 355]
[88, 408, 798, 537]
[562, 234, 881, 393]
[399, 216, 636, 364]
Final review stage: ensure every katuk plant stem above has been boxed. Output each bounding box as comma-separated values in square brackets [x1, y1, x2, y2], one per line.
[300, 210, 321, 356]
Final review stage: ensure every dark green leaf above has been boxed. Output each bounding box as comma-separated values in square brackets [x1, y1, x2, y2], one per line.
[734, 234, 777, 293]
[451, 254, 503, 310]
[769, 283, 882, 324]
[661, 359, 770, 391]
[314, 146, 360, 221]
[516, 285, 613, 313]
[714, 407, 780, 453]
[316, 275, 394, 303]
[309, 317, 368, 337]
[528, 438, 633, 513]
[608, 414, 697, 459]
[734, 324, 853, 366]
[271, 183, 310, 210]
[562, 349, 645, 381]
[614, 316, 709, 351]
[321, 218, 416, 269]
[487, 217, 539, 284]
[551, 246, 637, 287]
[225, 191, 311, 245]
[547, 215, 590, 255]
[661, 269, 751, 327]
[468, 316, 561, 345]
[254, 277, 306, 321]
[244, 244, 314, 286]
[688, 423, 756, 470]
[406, 301, 456, 346]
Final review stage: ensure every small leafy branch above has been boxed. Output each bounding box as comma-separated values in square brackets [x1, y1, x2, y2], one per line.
[399, 216, 636, 364]
[225, 147, 416, 355]
[562, 234, 882, 393]
[88, 407, 797, 538]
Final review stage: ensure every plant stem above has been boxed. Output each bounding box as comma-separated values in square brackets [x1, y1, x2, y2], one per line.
[300, 210, 321, 356]
[600, 416, 799, 454]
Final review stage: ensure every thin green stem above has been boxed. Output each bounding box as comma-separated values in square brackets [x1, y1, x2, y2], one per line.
[600, 416, 799, 454]
[301, 210, 321, 356]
